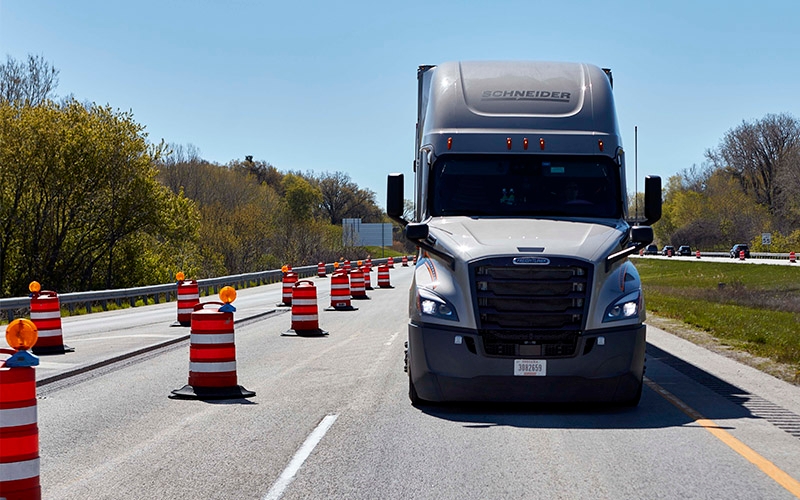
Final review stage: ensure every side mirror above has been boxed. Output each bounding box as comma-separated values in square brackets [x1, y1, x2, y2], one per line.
[405, 222, 429, 241]
[643, 175, 662, 226]
[630, 225, 654, 246]
[387, 173, 406, 226]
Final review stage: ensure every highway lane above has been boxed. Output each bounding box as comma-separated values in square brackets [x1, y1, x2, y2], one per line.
[27, 266, 800, 499]
[635, 254, 798, 265]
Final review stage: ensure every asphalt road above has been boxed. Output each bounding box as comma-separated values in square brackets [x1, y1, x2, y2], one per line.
[17, 265, 800, 499]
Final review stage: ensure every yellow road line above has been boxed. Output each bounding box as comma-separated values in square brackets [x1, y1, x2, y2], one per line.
[644, 377, 800, 498]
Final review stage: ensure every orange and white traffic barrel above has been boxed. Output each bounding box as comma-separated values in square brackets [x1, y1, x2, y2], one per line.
[387, 257, 395, 268]
[171, 287, 254, 400]
[1, 319, 41, 500]
[277, 271, 299, 307]
[696, 250, 701, 259]
[326, 270, 357, 311]
[175, 272, 199, 327]
[350, 268, 369, 300]
[28, 282, 73, 355]
[402, 256, 409, 267]
[317, 262, 327, 278]
[344, 260, 351, 273]
[366, 257, 372, 268]
[283, 281, 328, 336]
[739, 250, 746, 260]
[377, 265, 393, 288]
[789, 251, 796, 263]
[361, 265, 373, 290]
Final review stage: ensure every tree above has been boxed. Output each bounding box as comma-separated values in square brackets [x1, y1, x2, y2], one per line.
[705, 113, 800, 232]
[316, 171, 382, 224]
[0, 98, 193, 295]
[0, 54, 59, 106]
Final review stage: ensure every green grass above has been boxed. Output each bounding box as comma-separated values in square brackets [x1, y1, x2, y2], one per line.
[361, 246, 409, 258]
[636, 259, 800, 369]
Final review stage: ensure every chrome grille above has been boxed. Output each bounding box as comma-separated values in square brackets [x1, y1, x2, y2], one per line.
[472, 258, 591, 358]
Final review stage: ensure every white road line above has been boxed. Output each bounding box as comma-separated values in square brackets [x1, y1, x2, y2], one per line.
[263, 414, 339, 500]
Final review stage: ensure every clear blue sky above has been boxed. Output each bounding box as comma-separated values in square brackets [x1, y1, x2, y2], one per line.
[2, 0, 799, 208]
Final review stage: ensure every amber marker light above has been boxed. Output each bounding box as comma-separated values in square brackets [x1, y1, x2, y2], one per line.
[598, 140, 604, 152]
[6, 318, 38, 351]
[523, 138, 529, 150]
[176, 272, 185, 281]
[447, 137, 453, 150]
[29, 281, 41, 294]
[506, 137, 512, 150]
[219, 286, 237, 304]
[539, 138, 546, 150]
[218, 286, 237, 313]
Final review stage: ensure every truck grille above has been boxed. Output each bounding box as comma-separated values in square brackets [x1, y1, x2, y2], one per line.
[472, 258, 591, 358]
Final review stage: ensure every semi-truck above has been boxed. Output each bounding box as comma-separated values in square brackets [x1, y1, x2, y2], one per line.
[387, 61, 661, 406]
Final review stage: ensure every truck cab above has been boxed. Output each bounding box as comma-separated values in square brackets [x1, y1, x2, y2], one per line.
[388, 61, 661, 405]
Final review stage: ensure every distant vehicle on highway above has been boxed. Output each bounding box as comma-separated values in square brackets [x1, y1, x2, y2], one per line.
[644, 244, 659, 255]
[730, 244, 750, 258]
[678, 245, 692, 256]
[661, 245, 675, 256]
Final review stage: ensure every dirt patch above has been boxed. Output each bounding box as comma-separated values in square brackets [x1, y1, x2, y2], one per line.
[647, 314, 800, 386]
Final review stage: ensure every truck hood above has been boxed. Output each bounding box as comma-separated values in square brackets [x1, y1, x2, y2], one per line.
[428, 217, 626, 262]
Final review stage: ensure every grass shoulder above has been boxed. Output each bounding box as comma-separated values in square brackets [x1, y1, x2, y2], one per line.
[635, 259, 800, 386]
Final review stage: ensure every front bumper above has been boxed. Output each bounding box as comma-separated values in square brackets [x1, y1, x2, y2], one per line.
[407, 322, 646, 403]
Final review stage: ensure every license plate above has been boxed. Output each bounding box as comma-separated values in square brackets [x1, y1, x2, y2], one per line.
[514, 359, 546, 376]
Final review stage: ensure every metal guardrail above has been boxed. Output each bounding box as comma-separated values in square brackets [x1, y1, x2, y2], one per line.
[0, 259, 392, 323]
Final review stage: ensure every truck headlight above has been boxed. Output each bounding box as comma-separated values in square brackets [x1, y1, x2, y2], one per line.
[415, 287, 459, 321]
[603, 291, 641, 322]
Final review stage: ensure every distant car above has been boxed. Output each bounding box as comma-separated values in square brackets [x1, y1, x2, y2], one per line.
[730, 244, 750, 258]
[678, 245, 692, 256]
[644, 244, 659, 255]
[661, 245, 675, 256]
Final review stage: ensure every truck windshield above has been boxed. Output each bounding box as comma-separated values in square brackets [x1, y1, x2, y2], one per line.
[429, 154, 621, 218]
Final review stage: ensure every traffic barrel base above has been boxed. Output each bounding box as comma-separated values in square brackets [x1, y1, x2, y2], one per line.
[170, 384, 256, 400]
[169, 302, 255, 400]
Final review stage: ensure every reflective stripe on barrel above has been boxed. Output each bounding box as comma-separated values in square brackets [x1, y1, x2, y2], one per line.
[291, 281, 320, 331]
[0, 365, 41, 499]
[188, 309, 237, 388]
[177, 280, 200, 325]
[377, 265, 391, 288]
[281, 272, 299, 305]
[29, 292, 65, 352]
[350, 269, 367, 298]
[330, 271, 352, 308]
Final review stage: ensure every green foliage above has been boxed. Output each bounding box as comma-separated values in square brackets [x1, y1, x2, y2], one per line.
[637, 259, 800, 366]
[0, 98, 201, 295]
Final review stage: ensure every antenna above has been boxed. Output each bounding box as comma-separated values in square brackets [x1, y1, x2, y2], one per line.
[635, 126, 639, 222]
